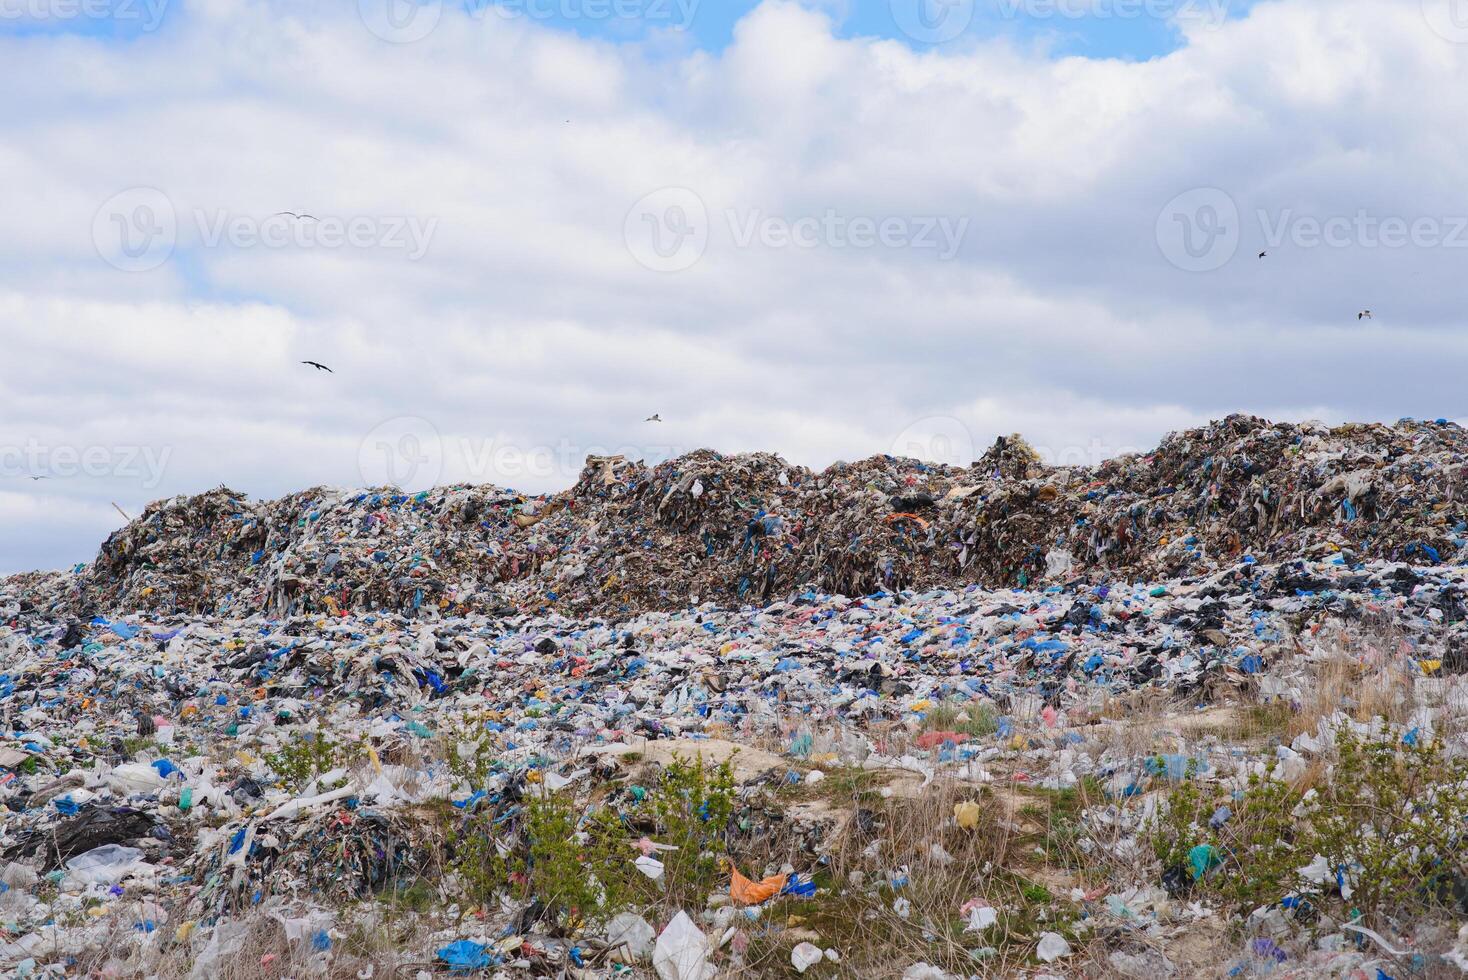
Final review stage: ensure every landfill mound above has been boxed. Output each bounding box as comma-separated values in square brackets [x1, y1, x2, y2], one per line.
[5, 552, 1468, 977]
[7, 415, 1468, 977]
[64, 414, 1468, 619]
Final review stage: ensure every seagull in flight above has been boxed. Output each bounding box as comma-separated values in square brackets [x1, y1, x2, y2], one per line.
[273, 211, 318, 221]
[1358, 310, 1373, 320]
[302, 360, 334, 373]
[645, 413, 662, 423]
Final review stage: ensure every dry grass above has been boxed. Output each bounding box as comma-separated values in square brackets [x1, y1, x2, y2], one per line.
[1276, 612, 1468, 744]
[728, 774, 1105, 977]
[44, 611, 1468, 978]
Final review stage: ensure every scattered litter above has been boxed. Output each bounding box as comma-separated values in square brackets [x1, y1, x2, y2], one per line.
[653, 911, 711, 980]
[4, 416, 1468, 975]
[436, 939, 494, 973]
[730, 865, 787, 906]
[606, 912, 656, 961]
[791, 941, 823, 973]
[1036, 932, 1072, 962]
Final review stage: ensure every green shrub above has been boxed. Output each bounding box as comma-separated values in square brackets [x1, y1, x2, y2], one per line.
[1147, 722, 1468, 924]
[444, 723, 500, 791]
[448, 753, 737, 929]
[447, 809, 510, 908]
[643, 753, 737, 909]
[265, 732, 348, 792]
[519, 792, 607, 926]
[1309, 723, 1468, 919]
[1149, 765, 1297, 910]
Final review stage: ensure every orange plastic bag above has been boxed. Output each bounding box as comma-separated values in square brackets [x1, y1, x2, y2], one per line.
[730, 865, 788, 905]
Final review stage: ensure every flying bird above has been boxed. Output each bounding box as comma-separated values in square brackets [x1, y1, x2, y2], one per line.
[273, 211, 318, 221]
[1258, 250, 1267, 259]
[645, 414, 662, 423]
[302, 360, 334, 373]
[1358, 310, 1373, 320]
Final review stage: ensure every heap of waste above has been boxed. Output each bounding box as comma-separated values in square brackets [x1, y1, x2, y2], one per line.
[4, 415, 1468, 977]
[61, 414, 1468, 620]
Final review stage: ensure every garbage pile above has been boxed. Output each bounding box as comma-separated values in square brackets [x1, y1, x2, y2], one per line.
[5, 537, 1468, 974]
[64, 415, 1468, 619]
[4, 414, 1468, 976]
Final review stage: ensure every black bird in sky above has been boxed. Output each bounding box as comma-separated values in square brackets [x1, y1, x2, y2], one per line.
[646, 413, 662, 422]
[302, 360, 334, 373]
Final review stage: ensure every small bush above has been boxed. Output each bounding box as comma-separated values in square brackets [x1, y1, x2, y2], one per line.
[443, 722, 500, 790]
[1149, 765, 1297, 910]
[266, 732, 349, 792]
[447, 808, 510, 908]
[518, 792, 609, 927]
[1147, 722, 1468, 924]
[645, 753, 737, 907]
[446, 753, 737, 929]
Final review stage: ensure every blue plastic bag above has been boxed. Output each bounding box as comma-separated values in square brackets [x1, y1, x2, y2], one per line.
[437, 940, 494, 972]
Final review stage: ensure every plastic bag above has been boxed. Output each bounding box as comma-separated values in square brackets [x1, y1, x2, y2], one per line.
[64, 844, 144, 885]
[730, 866, 787, 905]
[653, 911, 711, 980]
[791, 942, 822, 973]
[606, 912, 656, 961]
[1037, 932, 1071, 962]
[436, 939, 493, 973]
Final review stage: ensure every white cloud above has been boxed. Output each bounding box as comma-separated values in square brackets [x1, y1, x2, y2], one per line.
[2, 0, 1466, 572]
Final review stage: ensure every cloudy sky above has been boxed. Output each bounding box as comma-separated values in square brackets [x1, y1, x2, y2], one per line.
[2, 0, 1466, 573]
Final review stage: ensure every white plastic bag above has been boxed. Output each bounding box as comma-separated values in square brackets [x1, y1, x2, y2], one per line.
[791, 942, 822, 973]
[606, 912, 655, 960]
[652, 911, 711, 980]
[65, 845, 144, 885]
[107, 763, 166, 796]
[1037, 932, 1071, 962]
